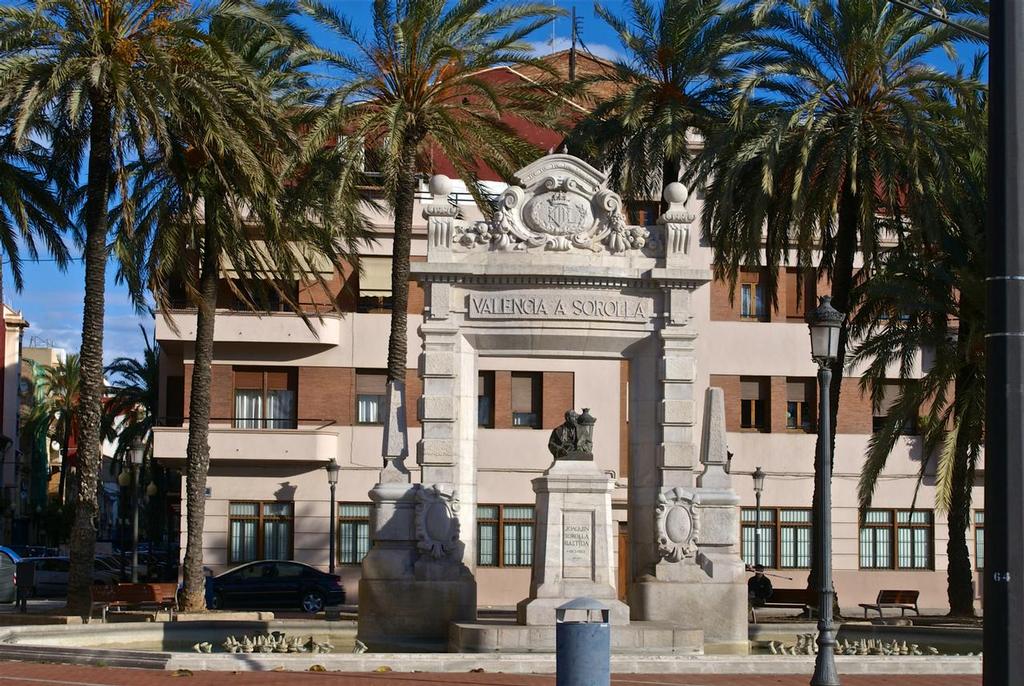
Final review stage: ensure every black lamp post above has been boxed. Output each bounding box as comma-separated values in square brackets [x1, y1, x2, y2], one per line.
[807, 295, 843, 686]
[752, 467, 766, 568]
[325, 459, 340, 575]
[129, 438, 145, 583]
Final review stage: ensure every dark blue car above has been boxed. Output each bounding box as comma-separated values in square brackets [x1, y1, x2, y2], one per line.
[205, 560, 344, 613]
[0, 546, 21, 603]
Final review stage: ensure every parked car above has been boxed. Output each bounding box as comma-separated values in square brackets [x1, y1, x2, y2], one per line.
[9, 546, 57, 559]
[21, 557, 119, 597]
[0, 546, 20, 603]
[204, 560, 344, 613]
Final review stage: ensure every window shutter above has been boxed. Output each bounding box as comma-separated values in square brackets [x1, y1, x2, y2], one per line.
[511, 374, 535, 413]
[740, 379, 763, 400]
[360, 257, 392, 297]
[787, 380, 811, 402]
[356, 371, 387, 395]
[878, 383, 901, 413]
[234, 369, 264, 390]
[266, 370, 291, 390]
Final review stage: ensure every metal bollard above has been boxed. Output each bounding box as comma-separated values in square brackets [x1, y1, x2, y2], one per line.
[555, 597, 611, 686]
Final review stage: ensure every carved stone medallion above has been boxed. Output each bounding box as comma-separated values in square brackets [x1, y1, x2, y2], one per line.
[656, 486, 700, 563]
[415, 484, 461, 560]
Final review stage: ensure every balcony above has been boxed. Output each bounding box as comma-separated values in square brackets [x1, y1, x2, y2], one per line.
[154, 419, 338, 463]
[155, 310, 342, 346]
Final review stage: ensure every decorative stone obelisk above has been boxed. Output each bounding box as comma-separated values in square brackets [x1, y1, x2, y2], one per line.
[517, 409, 630, 625]
[631, 387, 748, 653]
[357, 380, 476, 651]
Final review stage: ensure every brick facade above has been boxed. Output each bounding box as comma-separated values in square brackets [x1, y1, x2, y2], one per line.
[541, 371, 575, 430]
[710, 372, 873, 434]
[297, 367, 355, 426]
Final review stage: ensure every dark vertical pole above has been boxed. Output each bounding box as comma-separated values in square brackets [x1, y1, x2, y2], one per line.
[755, 490, 762, 567]
[986, 2, 1024, 683]
[131, 469, 140, 583]
[811, 365, 838, 686]
[328, 482, 337, 575]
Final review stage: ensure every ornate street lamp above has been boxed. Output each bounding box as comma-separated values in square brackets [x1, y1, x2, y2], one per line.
[752, 467, 766, 568]
[807, 295, 844, 686]
[129, 438, 145, 583]
[325, 459, 340, 575]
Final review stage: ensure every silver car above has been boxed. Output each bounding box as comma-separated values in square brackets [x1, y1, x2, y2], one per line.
[22, 557, 118, 597]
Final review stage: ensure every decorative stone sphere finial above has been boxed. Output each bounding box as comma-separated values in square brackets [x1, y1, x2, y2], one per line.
[428, 174, 453, 197]
[663, 182, 688, 205]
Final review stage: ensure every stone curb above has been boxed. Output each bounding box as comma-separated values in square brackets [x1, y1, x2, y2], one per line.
[0, 643, 982, 675]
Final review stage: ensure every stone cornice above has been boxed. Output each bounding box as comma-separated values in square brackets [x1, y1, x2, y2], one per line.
[411, 262, 711, 290]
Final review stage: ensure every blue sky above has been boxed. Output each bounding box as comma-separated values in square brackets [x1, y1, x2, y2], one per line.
[2, 0, 985, 365]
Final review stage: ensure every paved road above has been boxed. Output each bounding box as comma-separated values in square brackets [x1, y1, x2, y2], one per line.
[0, 662, 982, 686]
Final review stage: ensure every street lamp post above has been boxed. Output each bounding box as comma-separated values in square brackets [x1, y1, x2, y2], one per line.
[752, 467, 766, 568]
[807, 296, 843, 686]
[129, 438, 145, 583]
[325, 459, 340, 575]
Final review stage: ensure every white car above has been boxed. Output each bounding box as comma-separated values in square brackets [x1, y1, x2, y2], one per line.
[23, 557, 118, 597]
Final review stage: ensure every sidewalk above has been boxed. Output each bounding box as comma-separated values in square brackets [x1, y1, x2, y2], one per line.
[0, 661, 983, 686]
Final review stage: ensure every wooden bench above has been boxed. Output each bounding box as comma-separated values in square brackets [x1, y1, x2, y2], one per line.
[858, 589, 920, 618]
[91, 582, 179, 622]
[750, 588, 818, 622]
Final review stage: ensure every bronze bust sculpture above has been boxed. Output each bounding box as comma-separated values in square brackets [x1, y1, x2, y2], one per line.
[548, 408, 596, 460]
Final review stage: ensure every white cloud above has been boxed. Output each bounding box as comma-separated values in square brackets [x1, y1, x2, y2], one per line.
[528, 37, 621, 62]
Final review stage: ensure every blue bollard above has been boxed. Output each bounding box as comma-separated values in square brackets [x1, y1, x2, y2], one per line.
[555, 598, 611, 686]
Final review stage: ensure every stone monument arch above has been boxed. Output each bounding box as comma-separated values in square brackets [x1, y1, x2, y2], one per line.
[358, 153, 746, 654]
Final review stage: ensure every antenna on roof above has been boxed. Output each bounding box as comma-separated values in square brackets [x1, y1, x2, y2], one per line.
[569, 4, 577, 81]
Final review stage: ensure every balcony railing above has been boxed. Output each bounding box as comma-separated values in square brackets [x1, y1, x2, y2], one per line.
[157, 417, 336, 430]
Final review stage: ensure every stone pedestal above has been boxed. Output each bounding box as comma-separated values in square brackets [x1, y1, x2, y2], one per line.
[357, 382, 476, 652]
[629, 387, 748, 654]
[516, 459, 630, 626]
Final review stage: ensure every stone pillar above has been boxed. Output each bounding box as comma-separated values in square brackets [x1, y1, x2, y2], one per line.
[630, 388, 748, 654]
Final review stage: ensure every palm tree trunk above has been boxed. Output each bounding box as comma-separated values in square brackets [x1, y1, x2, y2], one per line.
[661, 157, 681, 214]
[386, 134, 421, 383]
[57, 421, 71, 505]
[181, 199, 221, 613]
[946, 352, 977, 616]
[66, 90, 113, 617]
[807, 181, 858, 607]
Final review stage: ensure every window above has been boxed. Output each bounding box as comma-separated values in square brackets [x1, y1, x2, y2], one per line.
[859, 509, 933, 569]
[740, 377, 768, 431]
[478, 371, 495, 428]
[740, 282, 768, 320]
[785, 267, 816, 320]
[974, 511, 984, 570]
[741, 507, 811, 569]
[357, 256, 393, 312]
[356, 370, 388, 425]
[626, 201, 659, 226]
[872, 381, 916, 434]
[511, 372, 542, 428]
[228, 501, 294, 563]
[338, 503, 372, 565]
[786, 379, 815, 431]
[477, 504, 535, 567]
[896, 510, 933, 569]
[233, 368, 297, 429]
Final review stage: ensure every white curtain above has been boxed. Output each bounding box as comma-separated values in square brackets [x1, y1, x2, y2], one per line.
[235, 391, 263, 429]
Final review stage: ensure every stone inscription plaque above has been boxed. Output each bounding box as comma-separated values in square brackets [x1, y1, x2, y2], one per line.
[467, 292, 650, 322]
[562, 510, 594, 580]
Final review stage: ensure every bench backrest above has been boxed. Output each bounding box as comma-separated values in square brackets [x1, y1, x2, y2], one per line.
[876, 589, 919, 605]
[92, 582, 178, 605]
[770, 588, 818, 604]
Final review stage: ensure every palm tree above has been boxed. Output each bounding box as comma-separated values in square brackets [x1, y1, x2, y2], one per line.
[850, 87, 986, 617]
[302, 0, 563, 404]
[0, 127, 68, 290]
[693, 0, 985, 592]
[102, 326, 159, 469]
[567, 0, 756, 205]
[22, 354, 81, 505]
[0, 0, 269, 615]
[118, 4, 368, 612]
